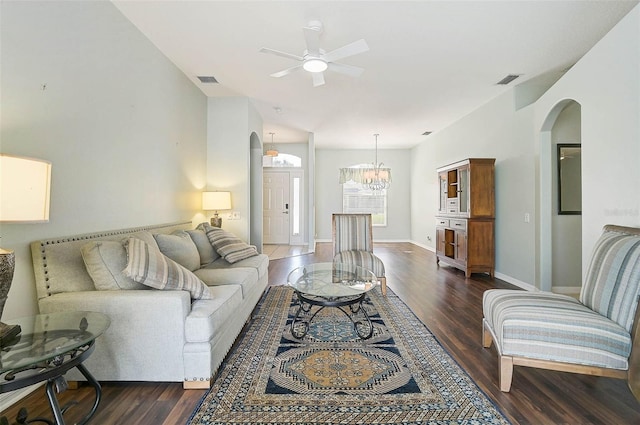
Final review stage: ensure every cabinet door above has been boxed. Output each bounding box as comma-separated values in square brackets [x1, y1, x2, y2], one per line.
[455, 231, 467, 264]
[436, 227, 445, 256]
[438, 172, 448, 214]
[458, 164, 469, 216]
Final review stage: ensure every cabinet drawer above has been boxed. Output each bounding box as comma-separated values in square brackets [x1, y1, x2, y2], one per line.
[435, 218, 449, 227]
[446, 199, 458, 213]
[450, 219, 467, 231]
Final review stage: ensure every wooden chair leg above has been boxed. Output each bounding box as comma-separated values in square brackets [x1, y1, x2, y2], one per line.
[379, 276, 387, 296]
[482, 321, 493, 348]
[499, 355, 514, 392]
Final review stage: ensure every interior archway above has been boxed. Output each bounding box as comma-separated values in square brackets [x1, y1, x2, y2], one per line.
[539, 99, 582, 293]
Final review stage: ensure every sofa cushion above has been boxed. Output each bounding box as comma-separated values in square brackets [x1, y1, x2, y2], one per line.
[187, 228, 220, 265]
[194, 266, 258, 298]
[185, 284, 243, 343]
[205, 254, 269, 278]
[81, 240, 147, 291]
[123, 237, 212, 300]
[154, 230, 200, 272]
[200, 223, 259, 263]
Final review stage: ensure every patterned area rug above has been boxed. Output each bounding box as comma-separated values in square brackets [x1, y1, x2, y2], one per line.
[188, 286, 510, 424]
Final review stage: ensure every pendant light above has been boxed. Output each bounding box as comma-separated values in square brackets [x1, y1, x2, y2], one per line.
[364, 134, 391, 191]
[266, 132, 279, 157]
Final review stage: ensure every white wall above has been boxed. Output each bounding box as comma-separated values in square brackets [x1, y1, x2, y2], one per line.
[535, 5, 640, 278]
[206, 97, 263, 242]
[315, 148, 412, 241]
[411, 91, 537, 287]
[411, 4, 640, 291]
[0, 1, 208, 320]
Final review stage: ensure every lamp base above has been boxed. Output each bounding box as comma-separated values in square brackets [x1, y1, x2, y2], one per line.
[0, 322, 21, 347]
[211, 215, 222, 228]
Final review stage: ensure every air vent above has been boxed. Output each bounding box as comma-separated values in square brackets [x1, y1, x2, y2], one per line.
[197, 76, 219, 84]
[496, 74, 520, 85]
[422, 131, 432, 136]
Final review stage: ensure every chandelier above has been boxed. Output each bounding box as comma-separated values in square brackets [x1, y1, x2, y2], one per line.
[265, 132, 278, 157]
[363, 133, 390, 191]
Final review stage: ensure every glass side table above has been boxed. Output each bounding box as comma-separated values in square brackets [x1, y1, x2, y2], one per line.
[1, 311, 110, 425]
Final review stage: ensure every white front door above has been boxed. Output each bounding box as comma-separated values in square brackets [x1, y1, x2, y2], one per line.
[263, 171, 290, 244]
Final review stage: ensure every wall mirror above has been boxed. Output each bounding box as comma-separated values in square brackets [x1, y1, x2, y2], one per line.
[557, 144, 582, 215]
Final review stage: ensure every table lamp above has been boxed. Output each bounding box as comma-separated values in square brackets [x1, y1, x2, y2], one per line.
[0, 154, 51, 345]
[202, 191, 231, 228]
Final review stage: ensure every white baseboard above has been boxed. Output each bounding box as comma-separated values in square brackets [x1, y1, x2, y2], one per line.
[0, 383, 43, 411]
[494, 272, 537, 291]
[410, 241, 435, 252]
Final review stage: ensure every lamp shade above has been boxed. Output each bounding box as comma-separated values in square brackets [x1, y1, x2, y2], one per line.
[0, 154, 52, 222]
[202, 191, 231, 211]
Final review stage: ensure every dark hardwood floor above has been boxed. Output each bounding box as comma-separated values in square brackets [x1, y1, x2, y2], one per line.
[2, 243, 639, 424]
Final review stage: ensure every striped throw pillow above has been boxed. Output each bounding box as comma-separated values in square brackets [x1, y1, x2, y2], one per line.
[201, 223, 259, 264]
[124, 237, 211, 300]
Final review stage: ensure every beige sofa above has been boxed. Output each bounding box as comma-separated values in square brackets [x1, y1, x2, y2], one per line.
[30, 221, 269, 389]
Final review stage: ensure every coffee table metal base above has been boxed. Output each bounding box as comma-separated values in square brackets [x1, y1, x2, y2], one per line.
[291, 291, 373, 340]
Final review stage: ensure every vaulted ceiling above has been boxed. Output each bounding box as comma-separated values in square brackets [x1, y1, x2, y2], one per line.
[113, 1, 637, 149]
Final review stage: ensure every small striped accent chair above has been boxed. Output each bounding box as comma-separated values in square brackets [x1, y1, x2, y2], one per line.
[483, 225, 640, 400]
[332, 213, 387, 296]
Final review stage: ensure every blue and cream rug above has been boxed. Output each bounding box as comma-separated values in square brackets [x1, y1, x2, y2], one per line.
[188, 286, 510, 424]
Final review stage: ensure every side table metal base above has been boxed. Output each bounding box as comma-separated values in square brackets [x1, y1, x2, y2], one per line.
[1, 343, 102, 425]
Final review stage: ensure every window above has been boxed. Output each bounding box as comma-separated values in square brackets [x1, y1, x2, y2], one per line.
[342, 171, 387, 226]
[263, 153, 302, 168]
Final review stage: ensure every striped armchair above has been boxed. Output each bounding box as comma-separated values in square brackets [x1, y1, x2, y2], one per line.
[482, 225, 640, 400]
[332, 214, 387, 295]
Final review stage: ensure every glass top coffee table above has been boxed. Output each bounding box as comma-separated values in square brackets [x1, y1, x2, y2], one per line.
[1, 311, 110, 425]
[287, 263, 378, 339]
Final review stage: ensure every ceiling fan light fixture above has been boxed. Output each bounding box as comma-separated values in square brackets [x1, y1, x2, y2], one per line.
[303, 58, 328, 73]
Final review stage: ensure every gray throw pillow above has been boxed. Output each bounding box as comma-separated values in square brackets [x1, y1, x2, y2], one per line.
[187, 228, 220, 265]
[154, 230, 201, 272]
[81, 240, 147, 291]
[124, 237, 212, 300]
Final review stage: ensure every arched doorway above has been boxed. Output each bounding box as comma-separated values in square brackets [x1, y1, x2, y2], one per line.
[539, 100, 582, 294]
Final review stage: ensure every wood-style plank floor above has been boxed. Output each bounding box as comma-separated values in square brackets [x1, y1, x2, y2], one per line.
[2, 243, 639, 424]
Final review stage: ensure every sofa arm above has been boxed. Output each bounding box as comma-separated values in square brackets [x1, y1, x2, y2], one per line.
[39, 290, 192, 382]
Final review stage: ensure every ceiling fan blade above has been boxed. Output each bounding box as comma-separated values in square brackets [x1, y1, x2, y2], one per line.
[312, 72, 325, 87]
[303, 25, 321, 55]
[259, 47, 303, 62]
[323, 39, 369, 63]
[270, 65, 303, 78]
[328, 62, 365, 77]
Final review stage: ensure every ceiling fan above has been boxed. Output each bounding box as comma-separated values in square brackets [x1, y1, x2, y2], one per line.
[260, 20, 369, 87]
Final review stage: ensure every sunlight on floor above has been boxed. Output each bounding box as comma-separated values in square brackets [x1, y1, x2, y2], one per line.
[263, 244, 311, 260]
